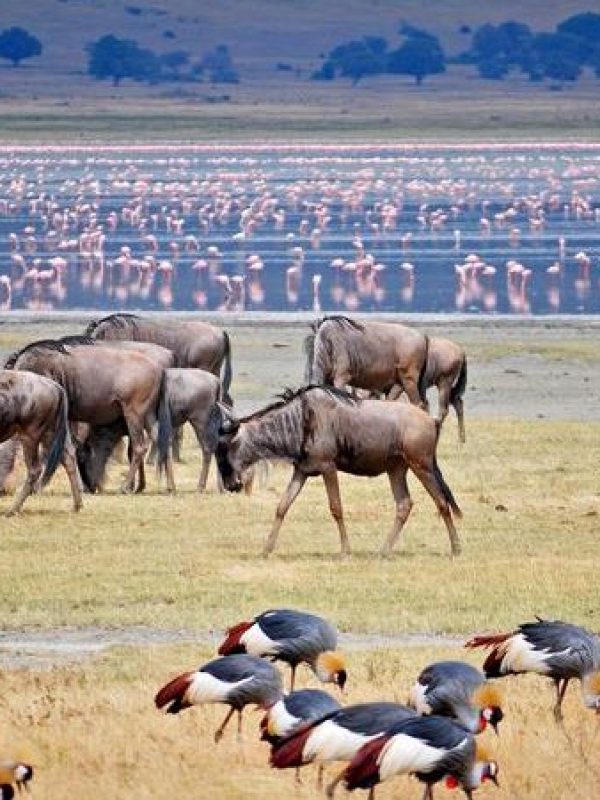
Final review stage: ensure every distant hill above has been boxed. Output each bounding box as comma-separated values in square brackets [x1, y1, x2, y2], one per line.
[0, 0, 595, 98]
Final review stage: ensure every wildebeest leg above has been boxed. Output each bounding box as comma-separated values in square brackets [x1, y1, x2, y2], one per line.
[453, 394, 466, 443]
[6, 437, 42, 516]
[136, 459, 147, 494]
[322, 470, 351, 556]
[399, 367, 423, 408]
[411, 463, 461, 557]
[379, 466, 413, 557]
[191, 420, 211, 493]
[61, 437, 83, 512]
[172, 425, 184, 463]
[437, 380, 451, 427]
[386, 383, 404, 401]
[121, 418, 148, 494]
[262, 467, 307, 557]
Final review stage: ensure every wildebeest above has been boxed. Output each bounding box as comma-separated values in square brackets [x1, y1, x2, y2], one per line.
[304, 316, 429, 407]
[5, 337, 171, 494]
[216, 386, 462, 557]
[422, 336, 467, 443]
[0, 370, 82, 515]
[85, 313, 233, 404]
[79, 368, 223, 494]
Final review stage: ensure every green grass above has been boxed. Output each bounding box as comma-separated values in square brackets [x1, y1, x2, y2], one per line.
[1, 418, 598, 634]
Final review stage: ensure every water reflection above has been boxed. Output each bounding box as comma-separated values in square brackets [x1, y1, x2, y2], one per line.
[0, 145, 599, 314]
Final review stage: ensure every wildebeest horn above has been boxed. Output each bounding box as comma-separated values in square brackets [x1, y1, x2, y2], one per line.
[216, 403, 240, 435]
[220, 417, 240, 435]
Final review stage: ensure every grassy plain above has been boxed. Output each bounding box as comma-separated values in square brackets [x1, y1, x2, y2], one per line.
[2, 644, 600, 800]
[0, 319, 599, 799]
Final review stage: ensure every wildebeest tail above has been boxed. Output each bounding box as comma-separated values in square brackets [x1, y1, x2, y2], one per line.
[449, 354, 467, 404]
[156, 370, 173, 474]
[432, 427, 462, 519]
[303, 332, 316, 383]
[42, 385, 69, 486]
[204, 402, 224, 455]
[417, 334, 430, 405]
[343, 735, 388, 791]
[221, 331, 233, 406]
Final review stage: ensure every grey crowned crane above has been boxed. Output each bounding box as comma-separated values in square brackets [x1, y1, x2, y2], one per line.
[260, 688, 342, 745]
[0, 759, 33, 798]
[269, 701, 415, 797]
[218, 608, 347, 691]
[409, 660, 503, 734]
[466, 617, 600, 722]
[343, 715, 499, 800]
[154, 653, 283, 742]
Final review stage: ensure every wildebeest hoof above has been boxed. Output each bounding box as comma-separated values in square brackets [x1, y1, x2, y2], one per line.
[338, 550, 351, 560]
[120, 484, 134, 494]
[379, 548, 393, 559]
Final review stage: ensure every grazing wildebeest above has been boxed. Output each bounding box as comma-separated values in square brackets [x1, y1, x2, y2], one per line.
[79, 368, 223, 495]
[86, 313, 233, 405]
[422, 336, 467, 443]
[0, 370, 82, 515]
[5, 338, 171, 494]
[304, 316, 429, 407]
[216, 386, 462, 558]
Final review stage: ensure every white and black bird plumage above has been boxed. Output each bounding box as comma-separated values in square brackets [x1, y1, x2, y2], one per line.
[155, 653, 283, 742]
[270, 701, 415, 797]
[409, 660, 503, 734]
[0, 760, 33, 799]
[343, 715, 499, 800]
[219, 608, 346, 690]
[260, 688, 342, 745]
[466, 618, 600, 721]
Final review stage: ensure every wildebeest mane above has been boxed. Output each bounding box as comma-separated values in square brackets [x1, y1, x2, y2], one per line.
[4, 335, 98, 368]
[85, 312, 142, 336]
[239, 385, 356, 424]
[311, 315, 365, 334]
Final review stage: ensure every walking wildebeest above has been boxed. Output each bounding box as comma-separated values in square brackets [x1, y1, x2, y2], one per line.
[5, 337, 171, 494]
[422, 336, 467, 443]
[79, 368, 223, 495]
[85, 313, 233, 405]
[304, 316, 429, 407]
[0, 370, 82, 515]
[216, 386, 462, 558]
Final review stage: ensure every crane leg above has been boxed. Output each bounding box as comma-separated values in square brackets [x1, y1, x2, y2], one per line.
[214, 707, 236, 743]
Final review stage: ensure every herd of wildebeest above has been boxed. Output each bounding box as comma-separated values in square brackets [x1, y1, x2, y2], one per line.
[0, 313, 467, 556]
[2, 313, 600, 800]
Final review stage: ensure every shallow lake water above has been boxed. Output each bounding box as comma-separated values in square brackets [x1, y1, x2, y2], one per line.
[1, 144, 599, 315]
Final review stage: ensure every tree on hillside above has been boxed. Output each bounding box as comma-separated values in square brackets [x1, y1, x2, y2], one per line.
[526, 31, 585, 83]
[557, 12, 600, 46]
[315, 37, 387, 85]
[468, 21, 533, 76]
[0, 27, 42, 67]
[86, 35, 161, 85]
[387, 35, 446, 84]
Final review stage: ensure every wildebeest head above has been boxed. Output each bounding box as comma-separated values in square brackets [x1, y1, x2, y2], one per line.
[215, 408, 244, 493]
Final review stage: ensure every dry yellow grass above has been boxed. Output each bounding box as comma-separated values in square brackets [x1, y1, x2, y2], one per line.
[2, 643, 599, 800]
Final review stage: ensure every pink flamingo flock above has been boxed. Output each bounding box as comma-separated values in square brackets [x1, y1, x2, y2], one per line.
[0, 146, 599, 314]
